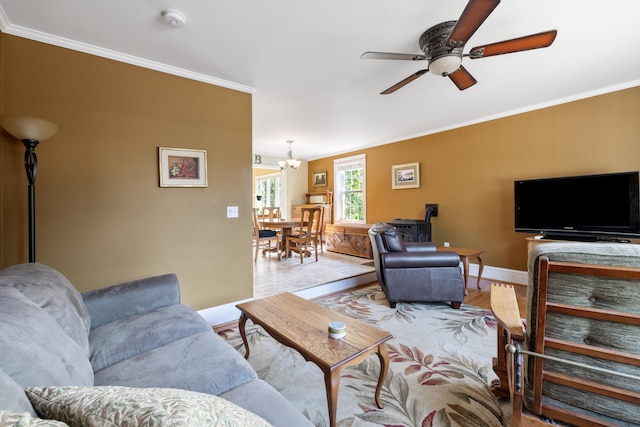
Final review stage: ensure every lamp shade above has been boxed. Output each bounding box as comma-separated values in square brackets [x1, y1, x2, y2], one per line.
[0, 116, 60, 142]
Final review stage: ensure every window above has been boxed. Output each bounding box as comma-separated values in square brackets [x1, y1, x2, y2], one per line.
[255, 172, 281, 208]
[334, 154, 366, 223]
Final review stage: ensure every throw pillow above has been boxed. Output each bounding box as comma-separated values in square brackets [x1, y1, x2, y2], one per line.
[0, 410, 68, 426]
[382, 228, 406, 252]
[26, 386, 273, 427]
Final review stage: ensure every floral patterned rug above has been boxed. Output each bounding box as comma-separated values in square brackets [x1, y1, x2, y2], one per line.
[218, 284, 509, 427]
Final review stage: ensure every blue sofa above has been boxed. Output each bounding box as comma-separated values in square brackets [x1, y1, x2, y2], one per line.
[0, 262, 312, 426]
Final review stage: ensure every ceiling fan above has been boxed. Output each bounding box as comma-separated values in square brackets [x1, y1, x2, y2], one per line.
[361, 0, 557, 93]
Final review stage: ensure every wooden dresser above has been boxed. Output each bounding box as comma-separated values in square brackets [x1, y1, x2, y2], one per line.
[325, 223, 373, 259]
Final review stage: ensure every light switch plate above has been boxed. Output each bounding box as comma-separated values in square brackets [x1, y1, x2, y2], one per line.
[227, 206, 238, 218]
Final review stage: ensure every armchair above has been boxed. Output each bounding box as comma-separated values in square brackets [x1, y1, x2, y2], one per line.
[368, 223, 465, 308]
[491, 242, 640, 426]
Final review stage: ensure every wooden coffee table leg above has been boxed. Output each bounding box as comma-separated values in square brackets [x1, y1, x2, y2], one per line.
[374, 343, 389, 408]
[238, 312, 251, 359]
[324, 368, 341, 427]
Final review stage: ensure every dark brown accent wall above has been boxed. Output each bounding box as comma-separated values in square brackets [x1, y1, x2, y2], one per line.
[0, 33, 253, 309]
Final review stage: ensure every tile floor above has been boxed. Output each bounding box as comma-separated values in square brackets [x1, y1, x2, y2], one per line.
[253, 249, 376, 298]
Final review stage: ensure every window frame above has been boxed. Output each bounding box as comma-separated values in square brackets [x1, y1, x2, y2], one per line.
[333, 154, 366, 224]
[255, 171, 282, 209]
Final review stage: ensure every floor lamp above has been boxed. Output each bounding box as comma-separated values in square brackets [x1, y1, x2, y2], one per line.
[0, 116, 60, 262]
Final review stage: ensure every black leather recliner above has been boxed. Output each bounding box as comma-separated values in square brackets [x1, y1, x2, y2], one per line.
[368, 223, 465, 308]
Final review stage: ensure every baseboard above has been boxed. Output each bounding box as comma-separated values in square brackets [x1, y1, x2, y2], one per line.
[467, 263, 528, 286]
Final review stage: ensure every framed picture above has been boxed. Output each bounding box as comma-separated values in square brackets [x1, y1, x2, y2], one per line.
[159, 147, 207, 187]
[313, 170, 327, 187]
[392, 162, 420, 189]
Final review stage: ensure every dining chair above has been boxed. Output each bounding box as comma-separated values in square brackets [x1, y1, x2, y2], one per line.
[286, 207, 322, 264]
[261, 206, 281, 232]
[262, 207, 281, 221]
[311, 205, 325, 254]
[252, 209, 280, 262]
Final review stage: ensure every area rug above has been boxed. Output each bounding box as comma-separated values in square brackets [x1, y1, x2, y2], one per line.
[218, 284, 509, 427]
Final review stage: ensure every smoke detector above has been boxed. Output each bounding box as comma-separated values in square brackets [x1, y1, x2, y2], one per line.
[161, 9, 186, 28]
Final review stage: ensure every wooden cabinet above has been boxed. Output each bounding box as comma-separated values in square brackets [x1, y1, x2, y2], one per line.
[305, 190, 333, 205]
[325, 223, 373, 259]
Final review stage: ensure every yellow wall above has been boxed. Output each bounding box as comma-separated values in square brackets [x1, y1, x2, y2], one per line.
[310, 86, 640, 271]
[2, 31, 639, 302]
[0, 34, 254, 310]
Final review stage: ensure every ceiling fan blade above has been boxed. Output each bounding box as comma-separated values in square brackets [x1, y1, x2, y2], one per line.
[361, 51, 428, 61]
[448, 65, 477, 90]
[469, 30, 558, 58]
[381, 69, 428, 94]
[447, 0, 501, 48]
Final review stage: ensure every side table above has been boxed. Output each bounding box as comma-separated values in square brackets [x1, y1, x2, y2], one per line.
[437, 246, 485, 295]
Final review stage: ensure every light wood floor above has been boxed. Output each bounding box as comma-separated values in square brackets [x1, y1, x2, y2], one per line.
[464, 276, 527, 314]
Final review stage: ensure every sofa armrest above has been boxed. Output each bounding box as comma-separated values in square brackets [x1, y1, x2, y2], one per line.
[382, 251, 460, 269]
[405, 242, 436, 252]
[82, 273, 180, 329]
[490, 283, 525, 341]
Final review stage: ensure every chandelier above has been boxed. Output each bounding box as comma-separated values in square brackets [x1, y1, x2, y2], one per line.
[278, 140, 301, 170]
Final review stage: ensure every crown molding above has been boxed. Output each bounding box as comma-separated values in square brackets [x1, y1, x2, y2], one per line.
[0, 12, 257, 94]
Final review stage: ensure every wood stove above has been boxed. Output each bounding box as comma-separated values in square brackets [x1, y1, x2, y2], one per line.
[388, 204, 437, 242]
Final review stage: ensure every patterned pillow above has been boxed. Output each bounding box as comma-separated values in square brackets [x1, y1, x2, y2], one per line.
[0, 410, 68, 426]
[26, 386, 273, 427]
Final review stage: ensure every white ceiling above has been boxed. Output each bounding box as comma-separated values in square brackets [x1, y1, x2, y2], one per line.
[1, 1, 639, 160]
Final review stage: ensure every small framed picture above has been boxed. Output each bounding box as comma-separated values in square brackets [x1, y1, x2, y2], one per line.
[392, 162, 420, 189]
[313, 170, 327, 187]
[159, 147, 207, 187]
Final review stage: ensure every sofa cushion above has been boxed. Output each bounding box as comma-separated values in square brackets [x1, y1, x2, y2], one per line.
[0, 411, 68, 426]
[0, 263, 90, 356]
[93, 331, 258, 396]
[0, 368, 37, 417]
[526, 242, 640, 424]
[89, 304, 213, 372]
[0, 287, 94, 388]
[26, 386, 272, 427]
[221, 379, 314, 427]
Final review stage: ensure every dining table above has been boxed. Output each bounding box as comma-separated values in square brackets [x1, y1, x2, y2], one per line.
[260, 219, 308, 259]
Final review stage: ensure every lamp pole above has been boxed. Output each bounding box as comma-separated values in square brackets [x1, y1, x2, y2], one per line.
[23, 139, 39, 262]
[0, 116, 59, 263]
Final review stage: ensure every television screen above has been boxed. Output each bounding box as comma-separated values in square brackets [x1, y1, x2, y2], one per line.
[514, 171, 640, 240]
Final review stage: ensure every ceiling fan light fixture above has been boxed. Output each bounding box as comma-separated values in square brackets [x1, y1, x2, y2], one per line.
[429, 55, 462, 76]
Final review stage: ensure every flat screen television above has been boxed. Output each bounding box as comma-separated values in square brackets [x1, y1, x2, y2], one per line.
[514, 171, 640, 241]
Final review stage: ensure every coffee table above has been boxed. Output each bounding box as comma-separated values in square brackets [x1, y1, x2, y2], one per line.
[236, 292, 392, 427]
[437, 246, 485, 295]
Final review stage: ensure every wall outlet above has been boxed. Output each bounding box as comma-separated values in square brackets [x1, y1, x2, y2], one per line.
[226, 206, 239, 218]
[443, 241, 450, 247]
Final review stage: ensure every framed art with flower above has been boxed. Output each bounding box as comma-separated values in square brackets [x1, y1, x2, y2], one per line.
[159, 147, 207, 187]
